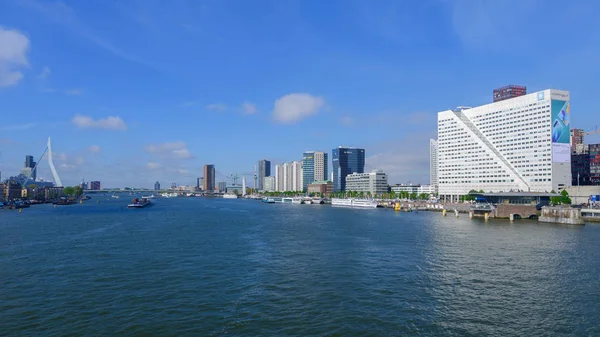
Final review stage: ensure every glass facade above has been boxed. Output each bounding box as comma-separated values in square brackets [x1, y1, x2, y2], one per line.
[332, 147, 365, 191]
[257, 160, 271, 190]
[302, 152, 314, 191]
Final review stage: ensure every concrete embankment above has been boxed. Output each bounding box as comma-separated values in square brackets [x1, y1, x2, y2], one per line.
[539, 206, 585, 225]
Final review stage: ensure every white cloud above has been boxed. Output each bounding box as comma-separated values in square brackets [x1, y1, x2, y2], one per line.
[87, 145, 101, 153]
[144, 141, 194, 159]
[37, 66, 51, 80]
[71, 114, 127, 130]
[0, 27, 30, 87]
[206, 103, 227, 112]
[65, 88, 83, 95]
[272, 93, 325, 124]
[241, 101, 257, 114]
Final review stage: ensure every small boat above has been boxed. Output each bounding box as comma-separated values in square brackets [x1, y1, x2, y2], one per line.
[292, 197, 304, 204]
[143, 194, 155, 199]
[223, 193, 238, 199]
[111, 195, 120, 199]
[128, 197, 152, 208]
[53, 197, 76, 206]
[262, 197, 275, 203]
[81, 195, 91, 200]
[282, 197, 293, 203]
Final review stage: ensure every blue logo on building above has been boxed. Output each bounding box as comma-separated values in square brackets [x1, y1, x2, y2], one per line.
[537, 92, 545, 101]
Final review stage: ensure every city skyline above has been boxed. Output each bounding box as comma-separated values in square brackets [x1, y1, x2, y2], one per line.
[1, 1, 600, 187]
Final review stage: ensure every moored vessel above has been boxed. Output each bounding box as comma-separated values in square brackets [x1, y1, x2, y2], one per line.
[223, 193, 238, 199]
[331, 198, 378, 208]
[128, 197, 152, 208]
[262, 197, 275, 203]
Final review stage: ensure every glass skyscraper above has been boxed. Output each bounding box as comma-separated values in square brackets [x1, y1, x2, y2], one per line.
[332, 147, 365, 192]
[257, 159, 271, 190]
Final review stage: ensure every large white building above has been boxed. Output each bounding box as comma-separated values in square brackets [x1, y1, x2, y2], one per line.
[437, 89, 572, 199]
[274, 161, 303, 192]
[429, 139, 438, 193]
[263, 176, 275, 192]
[345, 170, 388, 196]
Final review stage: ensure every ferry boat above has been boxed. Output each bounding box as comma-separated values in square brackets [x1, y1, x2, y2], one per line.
[262, 197, 275, 203]
[292, 197, 304, 204]
[143, 194, 155, 199]
[223, 193, 238, 199]
[161, 192, 178, 198]
[331, 198, 378, 208]
[128, 197, 152, 208]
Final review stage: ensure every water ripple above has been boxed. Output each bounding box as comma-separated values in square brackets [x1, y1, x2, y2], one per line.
[1, 199, 600, 336]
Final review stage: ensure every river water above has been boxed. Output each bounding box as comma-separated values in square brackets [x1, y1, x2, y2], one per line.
[1, 197, 599, 336]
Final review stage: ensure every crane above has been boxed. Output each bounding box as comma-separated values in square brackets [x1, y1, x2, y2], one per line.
[585, 126, 600, 136]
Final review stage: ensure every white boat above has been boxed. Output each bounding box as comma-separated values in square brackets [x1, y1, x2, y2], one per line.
[143, 194, 155, 199]
[111, 195, 120, 199]
[160, 192, 179, 198]
[304, 199, 313, 204]
[292, 197, 304, 204]
[282, 197, 293, 203]
[331, 198, 378, 208]
[223, 193, 238, 199]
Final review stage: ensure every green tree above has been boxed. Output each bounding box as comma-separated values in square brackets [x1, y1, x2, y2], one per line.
[63, 186, 75, 196]
[73, 186, 83, 197]
[560, 190, 572, 204]
[409, 193, 417, 200]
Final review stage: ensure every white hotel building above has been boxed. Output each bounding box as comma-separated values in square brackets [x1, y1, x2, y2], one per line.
[437, 89, 572, 199]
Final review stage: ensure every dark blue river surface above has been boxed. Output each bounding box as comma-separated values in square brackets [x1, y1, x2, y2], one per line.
[1, 197, 600, 336]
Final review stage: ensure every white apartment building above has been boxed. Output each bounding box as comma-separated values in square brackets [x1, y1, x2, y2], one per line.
[437, 89, 572, 198]
[291, 161, 303, 192]
[345, 170, 388, 196]
[429, 139, 438, 193]
[263, 176, 275, 192]
[275, 161, 303, 192]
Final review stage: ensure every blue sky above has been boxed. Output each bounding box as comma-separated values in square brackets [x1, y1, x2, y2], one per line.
[1, 0, 599, 188]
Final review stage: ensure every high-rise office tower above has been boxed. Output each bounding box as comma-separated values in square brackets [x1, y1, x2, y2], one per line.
[203, 164, 215, 191]
[332, 147, 365, 192]
[257, 159, 271, 191]
[302, 151, 327, 191]
[429, 139, 438, 193]
[438, 89, 571, 198]
[24, 155, 37, 181]
[154, 181, 160, 190]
